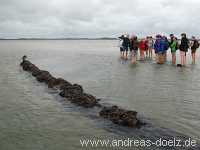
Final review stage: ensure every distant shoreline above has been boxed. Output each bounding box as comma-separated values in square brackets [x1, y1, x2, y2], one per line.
[0, 38, 117, 40]
[1, 38, 199, 41]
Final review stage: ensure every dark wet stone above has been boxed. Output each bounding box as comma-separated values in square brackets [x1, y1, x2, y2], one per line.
[47, 77, 58, 88]
[59, 83, 100, 108]
[70, 93, 98, 108]
[21, 60, 32, 71]
[99, 106, 139, 127]
[20, 58, 100, 108]
[60, 84, 84, 97]
[30, 66, 41, 75]
[20, 57, 144, 127]
[35, 71, 53, 83]
[48, 78, 72, 89]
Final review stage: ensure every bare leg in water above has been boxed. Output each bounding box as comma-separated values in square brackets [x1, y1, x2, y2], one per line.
[120, 48, 123, 58]
[125, 51, 128, 59]
[149, 48, 153, 58]
[140, 49, 144, 61]
[145, 50, 148, 58]
[181, 51, 186, 66]
[131, 51, 138, 64]
[122, 51, 125, 59]
[180, 51, 184, 66]
[192, 52, 196, 64]
[183, 52, 186, 66]
[172, 53, 176, 65]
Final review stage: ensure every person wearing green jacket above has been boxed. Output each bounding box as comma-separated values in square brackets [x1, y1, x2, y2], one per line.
[170, 36, 178, 65]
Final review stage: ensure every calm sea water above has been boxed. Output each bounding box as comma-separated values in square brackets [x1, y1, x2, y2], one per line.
[0, 40, 200, 150]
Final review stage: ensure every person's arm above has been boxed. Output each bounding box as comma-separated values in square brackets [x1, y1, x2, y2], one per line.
[186, 39, 190, 49]
[190, 41, 194, 48]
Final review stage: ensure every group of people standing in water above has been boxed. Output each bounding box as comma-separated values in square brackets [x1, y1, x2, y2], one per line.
[119, 33, 199, 66]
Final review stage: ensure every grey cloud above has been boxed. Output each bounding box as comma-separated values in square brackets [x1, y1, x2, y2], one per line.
[0, 0, 200, 38]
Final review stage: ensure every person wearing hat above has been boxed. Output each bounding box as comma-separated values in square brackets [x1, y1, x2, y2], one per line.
[179, 33, 189, 66]
[154, 34, 162, 63]
[122, 34, 130, 59]
[190, 36, 199, 64]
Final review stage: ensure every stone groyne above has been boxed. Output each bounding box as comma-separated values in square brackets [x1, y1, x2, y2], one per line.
[20, 56, 142, 128]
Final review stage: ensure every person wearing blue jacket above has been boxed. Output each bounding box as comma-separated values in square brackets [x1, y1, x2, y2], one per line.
[160, 37, 166, 53]
[154, 35, 168, 64]
[162, 36, 169, 61]
[154, 35, 162, 62]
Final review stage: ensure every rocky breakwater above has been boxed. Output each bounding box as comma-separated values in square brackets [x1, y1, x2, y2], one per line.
[20, 56, 142, 128]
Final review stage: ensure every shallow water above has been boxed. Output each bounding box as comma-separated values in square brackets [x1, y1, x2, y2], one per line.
[0, 40, 200, 150]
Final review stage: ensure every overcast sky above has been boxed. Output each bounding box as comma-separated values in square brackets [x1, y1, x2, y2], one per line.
[0, 0, 199, 38]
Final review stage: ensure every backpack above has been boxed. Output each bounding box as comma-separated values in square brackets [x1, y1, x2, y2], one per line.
[194, 40, 200, 49]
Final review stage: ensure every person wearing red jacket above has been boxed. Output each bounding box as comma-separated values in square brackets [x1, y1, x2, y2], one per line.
[139, 38, 146, 60]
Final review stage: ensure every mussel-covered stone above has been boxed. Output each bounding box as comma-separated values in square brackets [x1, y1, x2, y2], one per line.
[20, 56, 143, 128]
[99, 106, 138, 127]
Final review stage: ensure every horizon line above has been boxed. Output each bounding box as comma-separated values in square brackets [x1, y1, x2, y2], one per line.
[0, 37, 118, 40]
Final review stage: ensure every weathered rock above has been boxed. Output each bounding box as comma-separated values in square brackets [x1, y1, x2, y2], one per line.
[70, 93, 99, 108]
[59, 84, 84, 98]
[46, 77, 58, 88]
[21, 60, 32, 71]
[59, 82, 73, 90]
[20, 57, 101, 109]
[20, 59, 43, 78]
[32, 69, 42, 77]
[99, 106, 139, 127]
[20, 59, 40, 74]
[48, 78, 72, 89]
[59, 83, 99, 107]
[20, 57, 144, 128]
[30, 65, 40, 74]
[35, 71, 53, 83]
